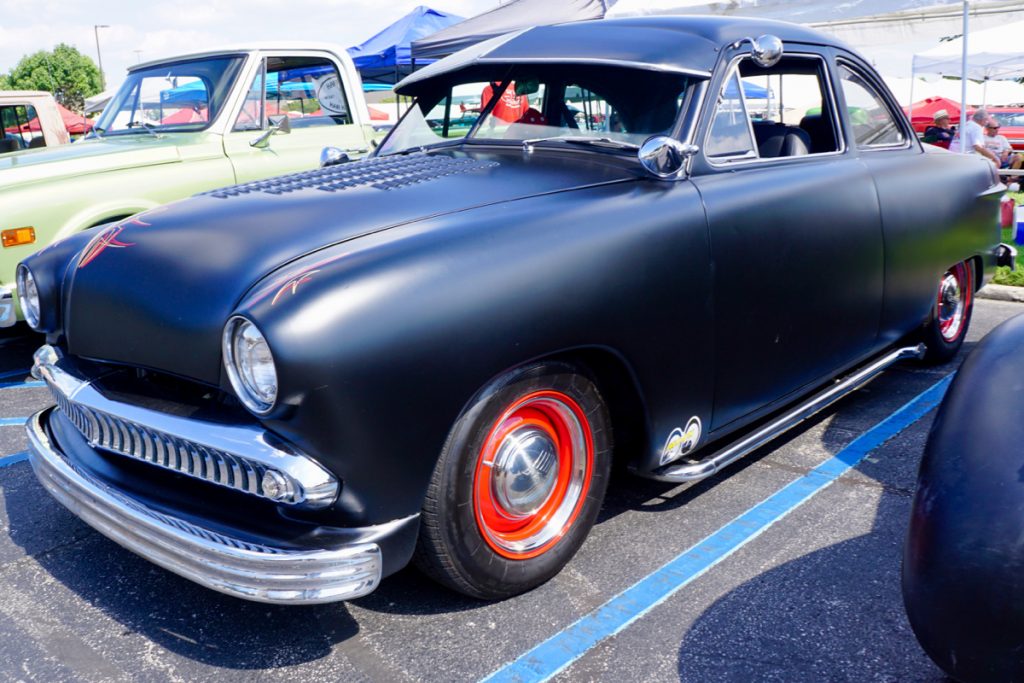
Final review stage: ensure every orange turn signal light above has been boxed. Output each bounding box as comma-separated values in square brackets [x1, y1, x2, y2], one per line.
[1, 227, 35, 248]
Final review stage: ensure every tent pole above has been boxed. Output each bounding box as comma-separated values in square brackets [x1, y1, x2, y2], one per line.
[959, 0, 969, 153]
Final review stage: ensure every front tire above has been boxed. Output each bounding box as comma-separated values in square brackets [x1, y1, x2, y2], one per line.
[919, 260, 974, 364]
[414, 363, 612, 600]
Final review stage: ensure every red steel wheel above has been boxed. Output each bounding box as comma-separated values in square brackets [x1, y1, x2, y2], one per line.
[472, 391, 593, 560]
[918, 259, 974, 365]
[936, 261, 972, 343]
[414, 363, 612, 600]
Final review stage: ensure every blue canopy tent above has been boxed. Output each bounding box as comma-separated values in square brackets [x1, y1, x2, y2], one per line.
[348, 5, 463, 86]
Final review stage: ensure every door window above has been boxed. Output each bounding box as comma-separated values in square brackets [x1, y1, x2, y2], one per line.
[706, 55, 841, 163]
[837, 64, 906, 148]
[234, 56, 351, 132]
[1, 104, 44, 149]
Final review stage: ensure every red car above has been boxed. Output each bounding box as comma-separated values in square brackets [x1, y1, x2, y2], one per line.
[985, 107, 1024, 150]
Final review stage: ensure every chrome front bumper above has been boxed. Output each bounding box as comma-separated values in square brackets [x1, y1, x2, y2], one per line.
[27, 408, 385, 604]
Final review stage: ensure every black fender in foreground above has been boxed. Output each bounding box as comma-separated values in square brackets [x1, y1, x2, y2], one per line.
[903, 312, 1024, 682]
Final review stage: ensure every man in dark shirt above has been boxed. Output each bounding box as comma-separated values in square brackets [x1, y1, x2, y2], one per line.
[922, 109, 954, 148]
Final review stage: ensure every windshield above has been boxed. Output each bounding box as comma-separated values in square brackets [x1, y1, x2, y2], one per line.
[378, 65, 694, 155]
[95, 55, 246, 135]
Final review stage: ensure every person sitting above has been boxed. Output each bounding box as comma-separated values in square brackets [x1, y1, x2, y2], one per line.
[950, 108, 1001, 166]
[983, 117, 1024, 170]
[922, 109, 954, 148]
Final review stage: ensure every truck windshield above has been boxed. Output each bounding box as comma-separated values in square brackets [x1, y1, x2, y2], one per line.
[94, 55, 246, 135]
[378, 65, 694, 156]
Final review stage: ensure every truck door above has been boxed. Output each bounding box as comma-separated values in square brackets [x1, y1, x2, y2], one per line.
[690, 51, 885, 431]
[223, 53, 370, 183]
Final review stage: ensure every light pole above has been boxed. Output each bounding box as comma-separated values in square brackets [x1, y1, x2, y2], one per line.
[94, 24, 110, 91]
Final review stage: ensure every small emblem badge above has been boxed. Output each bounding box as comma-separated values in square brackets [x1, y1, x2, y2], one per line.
[660, 417, 702, 465]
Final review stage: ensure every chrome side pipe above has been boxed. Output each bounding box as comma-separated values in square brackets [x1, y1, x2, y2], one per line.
[650, 344, 927, 482]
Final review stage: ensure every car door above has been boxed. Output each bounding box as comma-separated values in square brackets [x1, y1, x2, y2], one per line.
[689, 50, 885, 431]
[223, 52, 370, 183]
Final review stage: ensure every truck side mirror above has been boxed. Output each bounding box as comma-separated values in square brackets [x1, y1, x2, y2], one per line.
[250, 115, 292, 149]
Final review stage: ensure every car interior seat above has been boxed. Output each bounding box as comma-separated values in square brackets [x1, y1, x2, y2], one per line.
[798, 115, 837, 154]
[0, 138, 22, 154]
[752, 121, 811, 158]
[27, 137, 46, 149]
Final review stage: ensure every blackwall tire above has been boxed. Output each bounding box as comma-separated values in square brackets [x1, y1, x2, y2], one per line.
[414, 362, 612, 600]
[919, 260, 974, 365]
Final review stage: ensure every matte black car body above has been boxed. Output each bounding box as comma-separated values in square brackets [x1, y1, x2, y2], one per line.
[903, 313, 1024, 682]
[21, 16, 1004, 602]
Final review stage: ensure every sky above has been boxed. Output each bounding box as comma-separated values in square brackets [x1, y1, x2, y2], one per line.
[0, 0, 500, 93]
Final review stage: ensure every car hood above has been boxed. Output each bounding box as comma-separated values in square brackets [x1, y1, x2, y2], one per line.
[0, 134, 203, 190]
[63, 148, 639, 384]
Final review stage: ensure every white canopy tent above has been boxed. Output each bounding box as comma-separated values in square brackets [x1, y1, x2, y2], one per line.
[884, 76, 1024, 107]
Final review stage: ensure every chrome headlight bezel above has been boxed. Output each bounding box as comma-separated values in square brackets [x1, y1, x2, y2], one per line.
[222, 316, 278, 415]
[16, 264, 41, 330]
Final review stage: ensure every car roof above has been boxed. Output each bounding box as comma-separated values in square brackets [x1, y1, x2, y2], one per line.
[396, 15, 852, 95]
[131, 42, 350, 71]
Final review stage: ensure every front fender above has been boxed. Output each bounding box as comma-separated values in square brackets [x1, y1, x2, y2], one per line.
[235, 180, 713, 526]
[903, 312, 1024, 680]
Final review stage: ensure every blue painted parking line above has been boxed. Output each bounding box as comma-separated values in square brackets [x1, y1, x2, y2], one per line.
[0, 368, 31, 380]
[0, 451, 28, 468]
[0, 417, 28, 427]
[0, 380, 44, 390]
[482, 373, 954, 683]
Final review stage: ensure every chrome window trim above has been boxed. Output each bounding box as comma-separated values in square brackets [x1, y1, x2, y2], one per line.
[33, 345, 337, 509]
[703, 52, 847, 170]
[835, 59, 913, 152]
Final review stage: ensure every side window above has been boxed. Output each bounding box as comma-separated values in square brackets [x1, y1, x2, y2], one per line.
[837, 64, 906, 148]
[1, 105, 44, 149]
[707, 55, 841, 163]
[235, 56, 352, 131]
[706, 71, 756, 160]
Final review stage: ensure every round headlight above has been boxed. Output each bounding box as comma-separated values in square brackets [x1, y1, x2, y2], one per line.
[223, 316, 278, 414]
[16, 264, 40, 330]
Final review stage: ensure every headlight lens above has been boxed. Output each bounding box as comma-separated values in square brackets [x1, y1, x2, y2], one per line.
[223, 316, 278, 414]
[16, 264, 40, 329]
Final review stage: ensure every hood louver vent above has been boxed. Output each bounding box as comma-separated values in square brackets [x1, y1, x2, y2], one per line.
[205, 153, 499, 198]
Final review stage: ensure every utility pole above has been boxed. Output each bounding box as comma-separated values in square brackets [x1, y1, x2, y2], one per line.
[94, 24, 110, 91]
[133, 50, 143, 64]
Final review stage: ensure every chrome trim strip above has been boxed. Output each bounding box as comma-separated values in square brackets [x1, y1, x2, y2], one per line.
[33, 345, 338, 509]
[651, 344, 926, 481]
[0, 285, 14, 328]
[27, 408, 386, 604]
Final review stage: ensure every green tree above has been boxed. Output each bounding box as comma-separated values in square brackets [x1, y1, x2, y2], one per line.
[6, 44, 102, 112]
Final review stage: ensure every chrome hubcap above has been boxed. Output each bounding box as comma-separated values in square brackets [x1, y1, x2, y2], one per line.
[938, 271, 964, 341]
[491, 428, 559, 518]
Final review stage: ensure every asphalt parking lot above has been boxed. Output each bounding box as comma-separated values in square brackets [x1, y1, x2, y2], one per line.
[0, 298, 1021, 683]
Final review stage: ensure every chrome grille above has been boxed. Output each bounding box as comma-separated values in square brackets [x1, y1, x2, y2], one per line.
[52, 387, 278, 502]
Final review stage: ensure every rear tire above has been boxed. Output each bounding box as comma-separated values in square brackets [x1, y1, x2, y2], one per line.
[414, 362, 612, 600]
[918, 260, 974, 365]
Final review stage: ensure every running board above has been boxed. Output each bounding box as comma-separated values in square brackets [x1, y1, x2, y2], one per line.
[649, 344, 927, 483]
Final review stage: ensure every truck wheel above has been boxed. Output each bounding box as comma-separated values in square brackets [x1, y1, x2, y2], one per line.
[919, 260, 973, 364]
[414, 362, 612, 600]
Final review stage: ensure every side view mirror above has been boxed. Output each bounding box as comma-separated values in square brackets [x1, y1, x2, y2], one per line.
[732, 34, 784, 68]
[638, 136, 699, 179]
[320, 147, 351, 168]
[250, 114, 292, 149]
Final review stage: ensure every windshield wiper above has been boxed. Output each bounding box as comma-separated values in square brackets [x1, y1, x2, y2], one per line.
[86, 126, 105, 140]
[522, 136, 640, 153]
[124, 120, 162, 138]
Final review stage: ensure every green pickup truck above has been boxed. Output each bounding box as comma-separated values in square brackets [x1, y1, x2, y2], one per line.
[0, 42, 378, 324]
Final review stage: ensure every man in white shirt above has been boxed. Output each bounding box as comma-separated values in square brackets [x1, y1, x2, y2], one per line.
[949, 108, 1000, 165]
[983, 117, 1024, 170]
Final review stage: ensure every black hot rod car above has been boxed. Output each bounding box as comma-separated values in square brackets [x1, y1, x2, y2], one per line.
[19, 17, 1008, 603]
